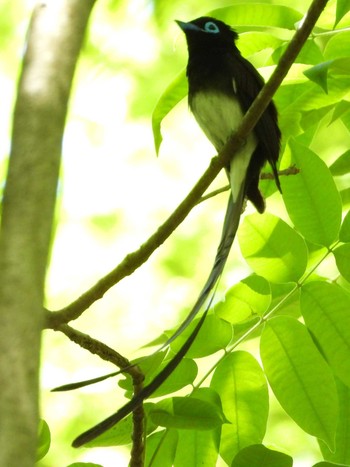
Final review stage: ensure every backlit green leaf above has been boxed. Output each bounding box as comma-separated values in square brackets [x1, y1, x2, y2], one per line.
[209, 4, 302, 30]
[232, 444, 293, 467]
[261, 316, 338, 449]
[333, 244, 350, 282]
[150, 396, 226, 430]
[145, 429, 178, 467]
[238, 213, 307, 282]
[282, 139, 342, 246]
[210, 351, 268, 463]
[214, 274, 271, 323]
[340, 210, 350, 242]
[319, 378, 350, 464]
[330, 150, 350, 176]
[170, 313, 232, 358]
[301, 281, 350, 387]
[36, 419, 50, 461]
[152, 69, 187, 154]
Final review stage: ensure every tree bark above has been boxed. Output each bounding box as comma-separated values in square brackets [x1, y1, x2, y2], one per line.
[0, 1, 96, 465]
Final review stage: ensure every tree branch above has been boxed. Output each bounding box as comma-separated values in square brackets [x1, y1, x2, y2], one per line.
[46, 0, 327, 329]
[54, 324, 145, 466]
[0, 1, 96, 465]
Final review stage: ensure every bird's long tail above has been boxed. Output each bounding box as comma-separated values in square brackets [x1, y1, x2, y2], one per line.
[162, 186, 245, 346]
[72, 186, 246, 447]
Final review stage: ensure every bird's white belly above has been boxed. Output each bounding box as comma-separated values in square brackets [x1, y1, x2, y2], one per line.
[191, 91, 257, 202]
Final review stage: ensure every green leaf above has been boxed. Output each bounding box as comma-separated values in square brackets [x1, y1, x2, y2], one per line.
[210, 351, 269, 464]
[170, 313, 232, 358]
[325, 31, 350, 61]
[334, 0, 350, 27]
[67, 464, 103, 467]
[333, 244, 350, 282]
[174, 428, 220, 467]
[209, 4, 302, 30]
[301, 281, 350, 387]
[282, 139, 342, 246]
[270, 282, 300, 318]
[145, 429, 178, 467]
[313, 463, 349, 467]
[330, 150, 350, 176]
[340, 210, 350, 242]
[304, 60, 333, 93]
[214, 274, 271, 323]
[329, 100, 350, 126]
[150, 396, 226, 431]
[260, 316, 338, 449]
[152, 69, 187, 154]
[319, 378, 350, 465]
[36, 419, 50, 461]
[231, 444, 293, 467]
[238, 213, 308, 283]
[174, 390, 221, 467]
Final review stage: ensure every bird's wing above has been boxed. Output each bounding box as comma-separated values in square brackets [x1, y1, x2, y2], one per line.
[228, 52, 281, 190]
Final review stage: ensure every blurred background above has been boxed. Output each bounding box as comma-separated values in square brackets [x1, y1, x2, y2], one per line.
[0, 0, 340, 465]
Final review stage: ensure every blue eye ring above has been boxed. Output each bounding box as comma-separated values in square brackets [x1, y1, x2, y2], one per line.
[204, 21, 220, 33]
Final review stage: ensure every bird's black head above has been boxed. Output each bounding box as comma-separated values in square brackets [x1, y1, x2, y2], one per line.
[176, 17, 239, 53]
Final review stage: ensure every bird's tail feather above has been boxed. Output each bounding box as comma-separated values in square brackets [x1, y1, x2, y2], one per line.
[161, 186, 245, 346]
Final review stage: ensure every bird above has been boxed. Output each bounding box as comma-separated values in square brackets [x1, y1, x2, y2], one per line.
[165, 16, 281, 340]
[72, 16, 281, 447]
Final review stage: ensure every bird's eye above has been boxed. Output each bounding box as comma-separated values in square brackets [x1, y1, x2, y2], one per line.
[204, 21, 220, 33]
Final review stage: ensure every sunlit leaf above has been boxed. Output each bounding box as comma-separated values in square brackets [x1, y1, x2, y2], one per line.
[238, 213, 308, 283]
[169, 313, 232, 358]
[67, 463, 103, 467]
[210, 351, 268, 463]
[145, 429, 178, 467]
[301, 281, 350, 387]
[174, 428, 220, 467]
[304, 60, 333, 93]
[232, 444, 293, 467]
[319, 378, 350, 465]
[36, 419, 50, 461]
[261, 316, 338, 449]
[312, 462, 349, 467]
[173, 388, 221, 467]
[269, 282, 300, 318]
[152, 69, 187, 154]
[329, 100, 350, 126]
[150, 396, 226, 430]
[209, 4, 302, 30]
[214, 274, 271, 323]
[333, 244, 350, 282]
[340, 210, 350, 242]
[334, 0, 350, 27]
[329, 150, 350, 176]
[282, 139, 342, 246]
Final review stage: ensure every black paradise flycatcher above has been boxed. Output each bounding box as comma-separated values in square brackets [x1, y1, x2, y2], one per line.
[72, 16, 281, 447]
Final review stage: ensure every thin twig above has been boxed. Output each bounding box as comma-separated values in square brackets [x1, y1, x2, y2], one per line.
[54, 324, 145, 464]
[199, 166, 300, 204]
